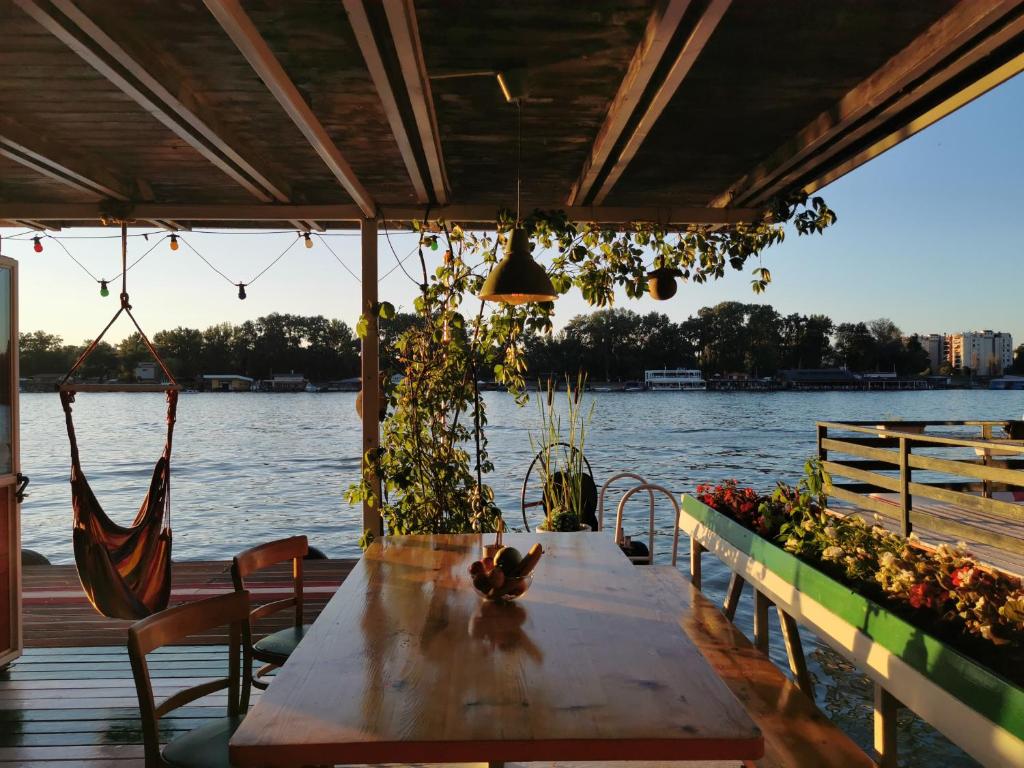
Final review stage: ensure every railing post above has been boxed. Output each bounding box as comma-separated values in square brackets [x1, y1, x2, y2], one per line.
[981, 423, 993, 499]
[817, 423, 829, 504]
[898, 436, 911, 537]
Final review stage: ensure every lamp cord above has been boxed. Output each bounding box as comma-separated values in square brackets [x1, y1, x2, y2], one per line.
[516, 99, 522, 224]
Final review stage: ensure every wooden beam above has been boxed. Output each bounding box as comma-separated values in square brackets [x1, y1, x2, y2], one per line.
[382, 0, 449, 204]
[14, 0, 290, 204]
[568, 0, 692, 206]
[360, 218, 382, 539]
[0, 118, 129, 201]
[344, 0, 429, 204]
[591, 0, 731, 205]
[0, 203, 764, 226]
[716, 0, 1024, 207]
[204, 0, 377, 218]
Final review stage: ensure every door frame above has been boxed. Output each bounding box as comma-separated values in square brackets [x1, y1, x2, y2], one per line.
[0, 255, 20, 667]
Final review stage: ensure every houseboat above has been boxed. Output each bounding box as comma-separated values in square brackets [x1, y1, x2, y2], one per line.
[644, 369, 706, 391]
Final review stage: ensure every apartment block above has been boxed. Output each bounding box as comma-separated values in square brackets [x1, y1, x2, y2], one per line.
[947, 331, 1014, 376]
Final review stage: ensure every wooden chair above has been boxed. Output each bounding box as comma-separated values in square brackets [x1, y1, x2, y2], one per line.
[231, 535, 309, 689]
[128, 591, 252, 768]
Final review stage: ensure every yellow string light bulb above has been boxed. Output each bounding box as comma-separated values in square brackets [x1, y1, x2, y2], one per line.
[169, 234, 179, 251]
[303, 232, 313, 249]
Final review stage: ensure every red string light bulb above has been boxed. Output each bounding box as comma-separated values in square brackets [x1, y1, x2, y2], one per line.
[33, 236, 43, 253]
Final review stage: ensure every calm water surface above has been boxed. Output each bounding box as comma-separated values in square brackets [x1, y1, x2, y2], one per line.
[19, 389, 1024, 766]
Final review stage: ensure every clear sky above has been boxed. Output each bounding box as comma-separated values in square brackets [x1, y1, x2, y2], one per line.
[3, 73, 1022, 347]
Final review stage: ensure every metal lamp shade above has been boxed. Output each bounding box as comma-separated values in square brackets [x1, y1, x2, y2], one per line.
[479, 228, 557, 305]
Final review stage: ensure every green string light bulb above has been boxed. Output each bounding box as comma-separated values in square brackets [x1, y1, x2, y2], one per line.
[99, 280, 110, 297]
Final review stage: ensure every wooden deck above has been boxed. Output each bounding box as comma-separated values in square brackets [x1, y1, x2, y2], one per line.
[1, 559, 356, 766]
[21, 559, 356, 647]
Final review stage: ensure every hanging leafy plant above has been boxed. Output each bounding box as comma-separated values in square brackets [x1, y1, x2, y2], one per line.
[348, 192, 837, 543]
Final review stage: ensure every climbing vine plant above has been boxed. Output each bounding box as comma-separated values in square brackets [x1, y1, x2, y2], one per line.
[346, 193, 837, 543]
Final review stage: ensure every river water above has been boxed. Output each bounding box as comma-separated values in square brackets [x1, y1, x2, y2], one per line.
[19, 389, 1024, 765]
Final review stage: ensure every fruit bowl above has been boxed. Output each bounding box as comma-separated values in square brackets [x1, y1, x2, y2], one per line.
[468, 542, 543, 602]
[472, 572, 533, 602]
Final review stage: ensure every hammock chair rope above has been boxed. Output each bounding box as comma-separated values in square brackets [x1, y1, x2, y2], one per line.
[60, 223, 179, 620]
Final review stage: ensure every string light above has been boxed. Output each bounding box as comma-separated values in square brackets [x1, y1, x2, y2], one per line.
[169, 233, 179, 251]
[33, 236, 43, 253]
[303, 232, 313, 249]
[237, 282, 247, 300]
[99, 280, 110, 297]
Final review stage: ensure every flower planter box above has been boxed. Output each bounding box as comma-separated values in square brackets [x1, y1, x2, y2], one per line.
[679, 493, 1024, 767]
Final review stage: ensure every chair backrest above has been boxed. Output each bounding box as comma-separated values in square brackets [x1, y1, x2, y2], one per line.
[598, 471, 654, 534]
[127, 591, 252, 768]
[615, 483, 682, 565]
[232, 535, 308, 628]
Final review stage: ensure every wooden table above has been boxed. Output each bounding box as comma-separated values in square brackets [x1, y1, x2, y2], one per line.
[229, 533, 763, 767]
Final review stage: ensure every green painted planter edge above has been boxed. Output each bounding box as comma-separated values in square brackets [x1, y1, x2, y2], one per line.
[680, 494, 1024, 739]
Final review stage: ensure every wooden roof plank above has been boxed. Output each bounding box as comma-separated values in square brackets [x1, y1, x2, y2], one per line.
[343, 0, 429, 204]
[0, 117, 129, 201]
[382, 0, 449, 204]
[13, 0, 288, 204]
[592, 0, 732, 205]
[204, 0, 377, 218]
[717, 0, 1024, 207]
[569, 0, 692, 206]
[804, 48, 1024, 198]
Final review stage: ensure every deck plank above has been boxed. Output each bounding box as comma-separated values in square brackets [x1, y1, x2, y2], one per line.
[20, 559, 355, 647]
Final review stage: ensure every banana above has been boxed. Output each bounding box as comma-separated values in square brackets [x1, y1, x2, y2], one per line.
[516, 543, 544, 578]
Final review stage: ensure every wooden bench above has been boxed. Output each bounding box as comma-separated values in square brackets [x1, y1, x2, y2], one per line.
[638, 566, 874, 768]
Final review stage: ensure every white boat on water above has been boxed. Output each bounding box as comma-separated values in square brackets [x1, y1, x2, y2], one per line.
[644, 368, 706, 391]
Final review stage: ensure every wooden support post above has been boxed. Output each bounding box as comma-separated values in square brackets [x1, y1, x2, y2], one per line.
[689, 538, 703, 589]
[722, 572, 745, 621]
[776, 607, 813, 697]
[753, 590, 770, 653]
[898, 437, 911, 537]
[360, 218, 382, 539]
[817, 423, 830, 507]
[873, 684, 900, 768]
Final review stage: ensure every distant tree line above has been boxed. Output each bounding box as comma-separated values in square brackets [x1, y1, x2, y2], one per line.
[19, 313, 360, 382]
[521, 303, 945, 380]
[19, 304, 1024, 384]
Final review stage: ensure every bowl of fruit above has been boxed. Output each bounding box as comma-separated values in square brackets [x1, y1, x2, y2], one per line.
[469, 542, 543, 602]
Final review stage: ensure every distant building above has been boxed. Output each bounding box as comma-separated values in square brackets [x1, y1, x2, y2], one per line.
[990, 375, 1024, 391]
[947, 331, 1014, 376]
[921, 333, 948, 372]
[202, 374, 254, 392]
[134, 361, 158, 381]
[260, 372, 307, 392]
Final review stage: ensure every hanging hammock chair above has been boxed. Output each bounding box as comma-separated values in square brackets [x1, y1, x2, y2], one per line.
[59, 224, 180, 620]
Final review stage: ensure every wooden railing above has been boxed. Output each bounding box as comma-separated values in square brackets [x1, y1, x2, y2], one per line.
[817, 420, 1024, 556]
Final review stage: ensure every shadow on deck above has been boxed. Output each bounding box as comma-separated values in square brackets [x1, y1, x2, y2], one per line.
[1, 559, 356, 766]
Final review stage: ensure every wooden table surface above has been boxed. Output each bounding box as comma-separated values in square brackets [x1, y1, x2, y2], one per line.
[229, 533, 762, 767]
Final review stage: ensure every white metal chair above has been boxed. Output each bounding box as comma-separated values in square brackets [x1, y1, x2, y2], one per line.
[599, 472, 656, 563]
[615, 483, 682, 566]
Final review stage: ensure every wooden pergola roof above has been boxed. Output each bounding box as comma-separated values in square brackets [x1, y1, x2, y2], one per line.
[1, 0, 1022, 231]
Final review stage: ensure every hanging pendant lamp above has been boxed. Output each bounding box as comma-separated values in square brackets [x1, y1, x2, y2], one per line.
[479, 82, 556, 305]
[479, 228, 556, 305]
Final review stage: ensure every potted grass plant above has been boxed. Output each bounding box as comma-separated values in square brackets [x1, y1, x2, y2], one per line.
[531, 375, 597, 532]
